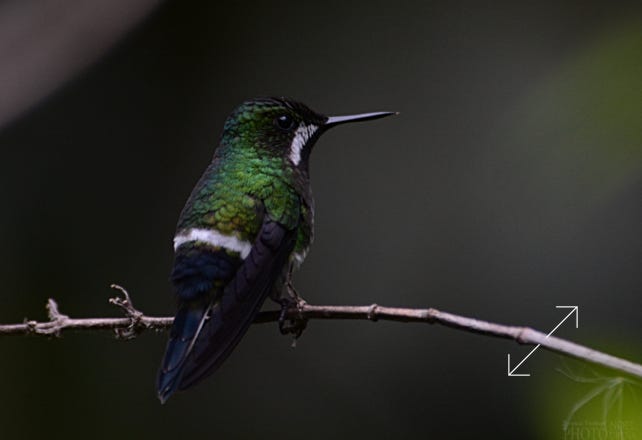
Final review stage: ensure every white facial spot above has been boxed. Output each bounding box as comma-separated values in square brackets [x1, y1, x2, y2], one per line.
[174, 228, 252, 259]
[289, 123, 318, 166]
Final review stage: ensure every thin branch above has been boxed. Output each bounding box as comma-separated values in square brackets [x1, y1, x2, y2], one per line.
[1, 285, 641, 380]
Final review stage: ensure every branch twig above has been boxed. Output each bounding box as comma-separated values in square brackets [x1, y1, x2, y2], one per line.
[2, 285, 641, 379]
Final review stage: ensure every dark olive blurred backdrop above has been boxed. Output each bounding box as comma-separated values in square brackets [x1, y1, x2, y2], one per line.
[1, 1, 641, 438]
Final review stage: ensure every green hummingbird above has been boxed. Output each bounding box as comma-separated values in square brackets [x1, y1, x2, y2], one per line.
[157, 97, 396, 403]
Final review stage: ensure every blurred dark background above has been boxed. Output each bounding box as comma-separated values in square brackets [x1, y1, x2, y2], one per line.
[1, 1, 640, 438]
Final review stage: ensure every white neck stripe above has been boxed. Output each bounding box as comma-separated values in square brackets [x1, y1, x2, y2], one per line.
[289, 123, 318, 166]
[174, 228, 252, 259]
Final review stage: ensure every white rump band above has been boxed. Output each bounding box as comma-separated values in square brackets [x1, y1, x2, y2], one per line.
[174, 228, 252, 259]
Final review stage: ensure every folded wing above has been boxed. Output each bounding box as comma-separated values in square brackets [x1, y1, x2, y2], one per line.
[157, 218, 296, 402]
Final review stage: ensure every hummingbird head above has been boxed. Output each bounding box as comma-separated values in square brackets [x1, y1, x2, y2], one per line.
[222, 97, 396, 171]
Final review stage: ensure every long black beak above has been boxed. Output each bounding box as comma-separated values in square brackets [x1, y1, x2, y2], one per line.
[324, 111, 398, 128]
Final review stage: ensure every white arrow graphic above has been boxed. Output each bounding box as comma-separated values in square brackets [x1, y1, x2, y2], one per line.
[507, 306, 579, 377]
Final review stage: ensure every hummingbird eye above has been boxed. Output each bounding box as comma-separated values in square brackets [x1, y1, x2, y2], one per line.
[275, 114, 295, 131]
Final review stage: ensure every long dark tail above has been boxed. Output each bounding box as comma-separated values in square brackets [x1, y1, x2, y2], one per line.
[156, 299, 208, 403]
[156, 220, 296, 403]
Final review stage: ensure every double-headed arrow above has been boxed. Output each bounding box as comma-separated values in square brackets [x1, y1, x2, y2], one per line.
[507, 305, 579, 377]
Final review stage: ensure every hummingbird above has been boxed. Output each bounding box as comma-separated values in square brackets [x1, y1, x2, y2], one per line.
[157, 97, 396, 403]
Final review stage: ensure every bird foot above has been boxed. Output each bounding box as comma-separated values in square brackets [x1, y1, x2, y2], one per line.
[277, 296, 308, 339]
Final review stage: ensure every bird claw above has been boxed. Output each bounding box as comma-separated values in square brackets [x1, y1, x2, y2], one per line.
[277, 296, 308, 339]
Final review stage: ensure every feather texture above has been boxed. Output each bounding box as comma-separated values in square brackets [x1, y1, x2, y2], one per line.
[157, 219, 295, 402]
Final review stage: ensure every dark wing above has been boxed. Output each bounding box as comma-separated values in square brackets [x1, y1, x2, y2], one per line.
[157, 218, 296, 402]
[157, 247, 240, 403]
[177, 219, 296, 389]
